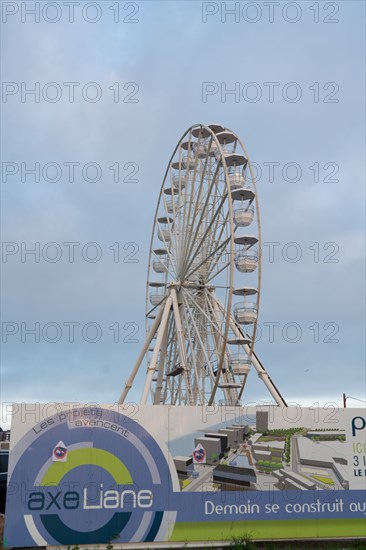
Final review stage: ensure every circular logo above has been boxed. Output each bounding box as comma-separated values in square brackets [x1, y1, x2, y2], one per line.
[53, 443, 67, 460]
[5, 407, 177, 546]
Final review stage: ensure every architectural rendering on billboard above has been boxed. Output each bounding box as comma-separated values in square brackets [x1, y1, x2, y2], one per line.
[4, 404, 366, 546]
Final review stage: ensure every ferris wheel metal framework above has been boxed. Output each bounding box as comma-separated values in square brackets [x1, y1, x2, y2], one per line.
[119, 123, 287, 408]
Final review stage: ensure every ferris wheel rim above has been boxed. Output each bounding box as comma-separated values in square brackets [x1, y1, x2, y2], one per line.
[145, 123, 261, 406]
[223, 125, 262, 399]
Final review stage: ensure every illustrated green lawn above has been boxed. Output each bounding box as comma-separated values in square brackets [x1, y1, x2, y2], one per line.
[182, 478, 191, 489]
[311, 475, 335, 485]
[258, 436, 285, 442]
[170, 518, 366, 541]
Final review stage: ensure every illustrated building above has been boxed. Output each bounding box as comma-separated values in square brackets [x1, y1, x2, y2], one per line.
[273, 469, 316, 490]
[253, 448, 272, 461]
[213, 454, 257, 490]
[173, 456, 193, 479]
[296, 436, 349, 489]
[205, 432, 229, 453]
[251, 439, 285, 462]
[305, 431, 346, 440]
[256, 411, 269, 433]
[219, 428, 239, 448]
[231, 424, 249, 441]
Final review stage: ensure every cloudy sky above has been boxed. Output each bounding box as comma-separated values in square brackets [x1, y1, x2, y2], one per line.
[1, 0, 365, 424]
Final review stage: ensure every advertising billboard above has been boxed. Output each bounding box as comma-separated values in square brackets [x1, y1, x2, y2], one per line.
[4, 404, 366, 546]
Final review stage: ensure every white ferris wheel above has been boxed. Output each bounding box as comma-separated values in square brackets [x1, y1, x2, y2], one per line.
[119, 123, 287, 408]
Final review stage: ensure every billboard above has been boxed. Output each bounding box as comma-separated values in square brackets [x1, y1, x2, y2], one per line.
[3, 404, 366, 546]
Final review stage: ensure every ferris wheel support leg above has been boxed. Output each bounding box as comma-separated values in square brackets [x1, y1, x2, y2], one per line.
[209, 294, 238, 405]
[154, 316, 170, 405]
[118, 302, 165, 404]
[242, 347, 287, 407]
[182, 292, 215, 404]
[211, 293, 286, 407]
[140, 294, 173, 405]
[171, 288, 195, 406]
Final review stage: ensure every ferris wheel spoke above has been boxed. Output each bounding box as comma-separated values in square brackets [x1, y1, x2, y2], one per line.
[182, 179, 226, 273]
[207, 247, 230, 283]
[180, 296, 205, 405]
[181, 293, 216, 383]
[206, 259, 230, 284]
[184, 237, 230, 281]
[162, 315, 177, 403]
[208, 292, 240, 403]
[205, 291, 232, 405]
[186, 202, 229, 279]
[206, 203, 229, 248]
[202, 296, 225, 386]
[165, 316, 178, 404]
[156, 220, 178, 275]
[178, 132, 202, 270]
[179, 146, 210, 265]
[153, 310, 174, 404]
[168, 330, 179, 404]
[179, 134, 219, 262]
[171, 164, 186, 271]
[161, 191, 181, 277]
[171, 288, 195, 405]
[202, 173, 227, 255]
[151, 249, 177, 281]
[182, 288, 226, 361]
[181, 287, 220, 334]
[204, 207, 231, 274]
[204, 292, 231, 401]
[193, 305, 217, 401]
[181, 153, 222, 273]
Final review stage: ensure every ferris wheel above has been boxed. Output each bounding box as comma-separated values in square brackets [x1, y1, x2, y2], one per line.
[119, 123, 286, 407]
